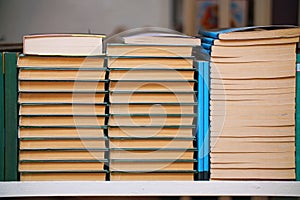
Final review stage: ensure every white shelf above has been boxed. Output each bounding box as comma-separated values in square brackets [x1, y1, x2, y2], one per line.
[1, 181, 300, 197]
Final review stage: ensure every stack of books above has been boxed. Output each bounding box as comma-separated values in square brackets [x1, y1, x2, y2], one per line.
[199, 26, 300, 180]
[107, 33, 200, 180]
[18, 34, 109, 181]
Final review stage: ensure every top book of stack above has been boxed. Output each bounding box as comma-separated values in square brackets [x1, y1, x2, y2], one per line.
[23, 34, 105, 56]
[107, 33, 201, 57]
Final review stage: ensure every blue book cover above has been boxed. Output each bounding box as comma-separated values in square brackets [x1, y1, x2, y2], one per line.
[196, 60, 204, 180]
[198, 25, 298, 39]
[203, 61, 210, 180]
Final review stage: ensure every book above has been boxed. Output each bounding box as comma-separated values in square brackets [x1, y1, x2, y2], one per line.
[19, 104, 107, 115]
[199, 25, 300, 40]
[4, 52, 18, 181]
[18, 55, 105, 68]
[19, 138, 107, 150]
[110, 171, 194, 181]
[110, 160, 195, 171]
[108, 126, 194, 138]
[19, 68, 107, 81]
[109, 68, 195, 80]
[19, 80, 106, 92]
[108, 114, 195, 126]
[19, 127, 106, 138]
[110, 91, 195, 103]
[19, 150, 106, 160]
[109, 103, 195, 114]
[107, 44, 194, 57]
[20, 172, 107, 181]
[122, 32, 201, 46]
[109, 80, 195, 92]
[110, 149, 194, 160]
[18, 92, 106, 104]
[23, 34, 105, 56]
[108, 56, 194, 69]
[0, 53, 4, 181]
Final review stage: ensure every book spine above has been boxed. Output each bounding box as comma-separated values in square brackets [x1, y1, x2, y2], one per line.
[296, 61, 300, 181]
[196, 61, 204, 180]
[203, 61, 210, 180]
[4, 52, 18, 181]
[0, 53, 4, 181]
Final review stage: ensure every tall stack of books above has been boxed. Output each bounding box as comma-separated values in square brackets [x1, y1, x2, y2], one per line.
[199, 26, 300, 180]
[18, 34, 108, 181]
[107, 33, 201, 180]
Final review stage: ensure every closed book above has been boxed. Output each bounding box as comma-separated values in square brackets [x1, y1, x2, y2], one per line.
[0, 53, 4, 181]
[4, 52, 18, 181]
[23, 34, 105, 56]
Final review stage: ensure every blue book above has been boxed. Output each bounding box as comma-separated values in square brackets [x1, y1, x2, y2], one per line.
[198, 25, 299, 40]
[196, 60, 204, 180]
[203, 61, 210, 180]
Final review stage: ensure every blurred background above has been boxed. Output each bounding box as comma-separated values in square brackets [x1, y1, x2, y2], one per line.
[0, 0, 299, 46]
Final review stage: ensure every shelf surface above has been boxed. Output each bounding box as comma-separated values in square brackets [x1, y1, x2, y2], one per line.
[1, 181, 300, 197]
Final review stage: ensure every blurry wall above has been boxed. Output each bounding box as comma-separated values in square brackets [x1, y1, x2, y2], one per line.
[0, 0, 171, 43]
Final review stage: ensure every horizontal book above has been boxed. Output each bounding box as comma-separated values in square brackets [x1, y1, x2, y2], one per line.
[110, 171, 194, 181]
[110, 103, 195, 114]
[19, 160, 106, 172]
[110, 92, 196, 103]
[109, 69, 195, 80]
[110, 160, 195, 171]
[210, 169, 295, 180]
[19, 104, 107, 115]
[19, 69, 106, 81]
[108, 126, 194, 138]
[108, 115, 195, 126]
[23, 34, 105, 56]
[210, 60, 296, 79]
[207, 43, 296, 59]
[109, 138, 194, 149]
[20, 171, 107, 181]
[20, 138, 107, 150]
[19, 127, 106, 138]
[109, 80, 195, 92]
[108, 56, 193, 69]
[107, 44, 194, 57]
[110, 149, 194, 160]
[201, 36, 299, 46]
[18, 55, 105, 68]
[19, 149, 106, 160]
[19, 80, 106, 92]
[198, 25, 300, 40]
[122, 32, 200, 46]
[19, 92, 106, 103]
[19, 116, 106, 126]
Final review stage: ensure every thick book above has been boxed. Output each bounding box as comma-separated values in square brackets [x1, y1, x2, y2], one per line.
[4, 52, 18, 181]
[107, 44, 194, 57]
[0, 53, 4, 181]
[122, 32, 201, 46]
[23, 34, 106, 56]
[198, 25, 300, 40]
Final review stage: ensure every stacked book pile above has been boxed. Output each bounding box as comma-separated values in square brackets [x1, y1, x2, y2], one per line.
[17, 34, 109, 181]
[106, 33, 200, 180]
[199, 26, 300, 180]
